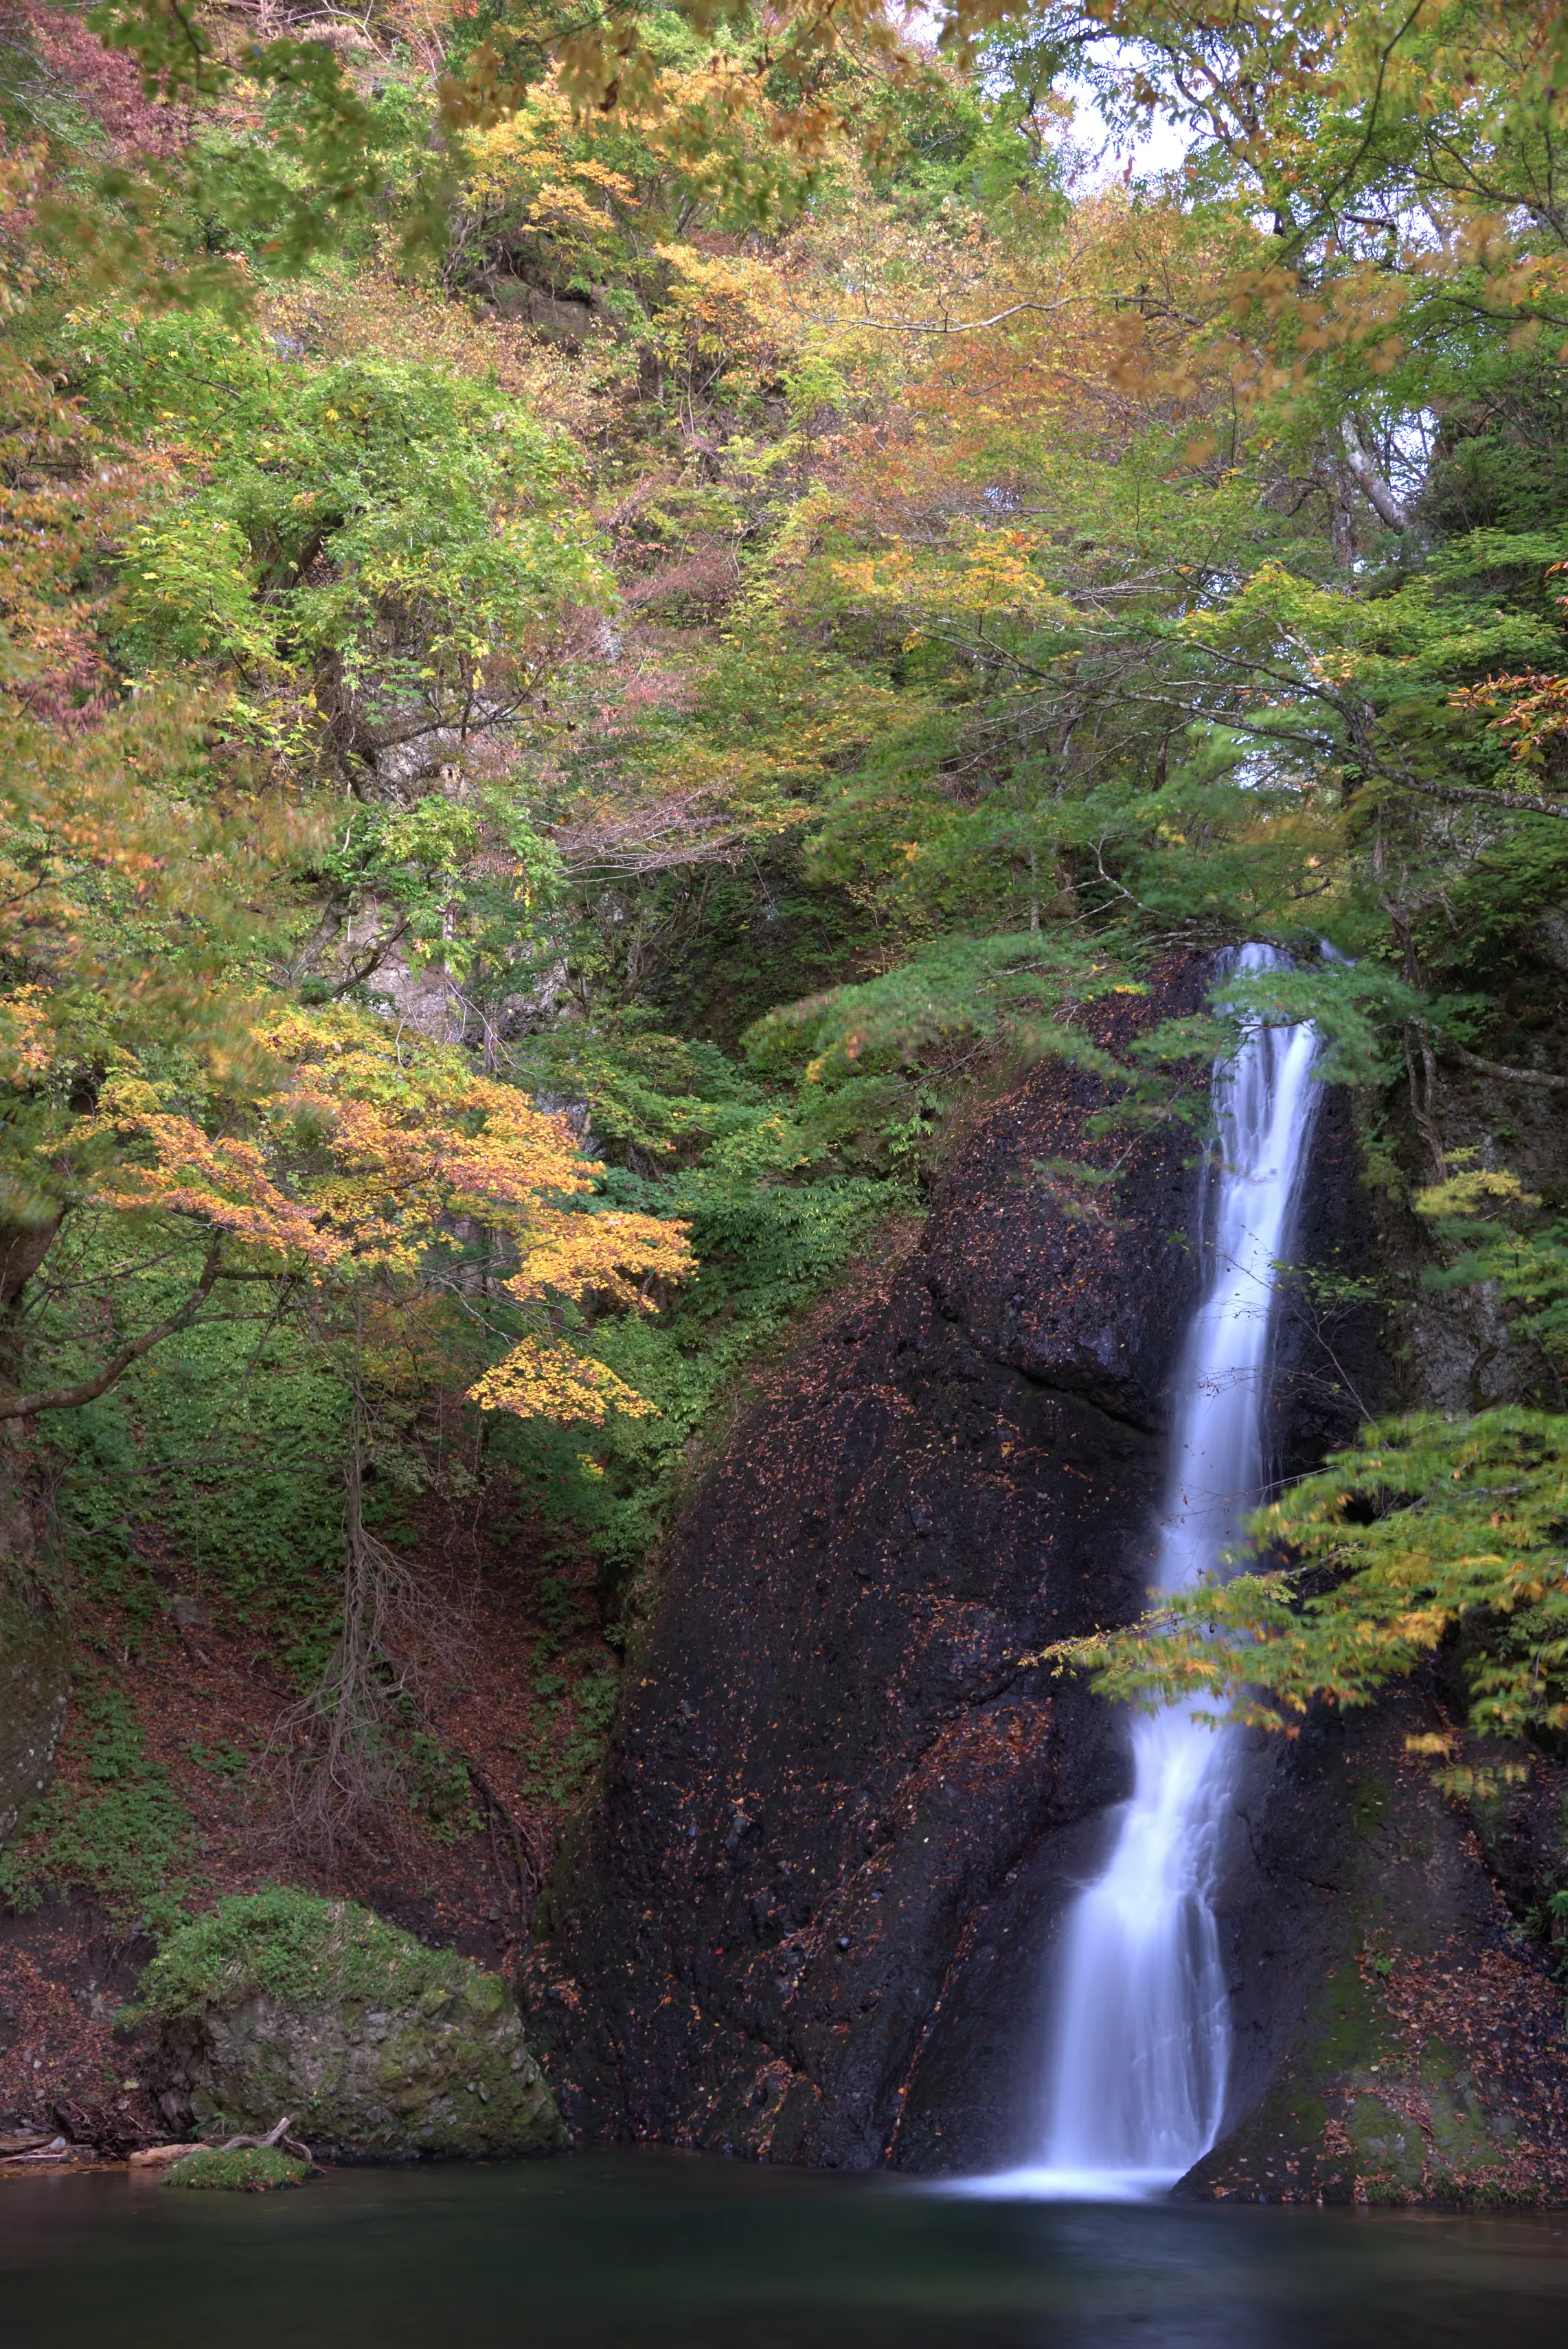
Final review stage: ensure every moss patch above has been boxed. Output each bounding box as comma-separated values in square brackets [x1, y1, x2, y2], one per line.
[166, 2146, 307, 2192]
[128, 1888, 455, 2024]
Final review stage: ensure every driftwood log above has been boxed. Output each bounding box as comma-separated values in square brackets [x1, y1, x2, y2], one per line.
[128, 2114, 315, 2169]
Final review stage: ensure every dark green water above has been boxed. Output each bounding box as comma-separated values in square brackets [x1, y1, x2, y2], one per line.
[1, 2156, 1566, 2349]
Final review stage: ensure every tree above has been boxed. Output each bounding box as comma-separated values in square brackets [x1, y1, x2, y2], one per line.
[8, 0, 1568, 1861]
[3, 960, 695, 1854]
[1058, 1161, 1568, 1785]
[6, 995, 694, 1425]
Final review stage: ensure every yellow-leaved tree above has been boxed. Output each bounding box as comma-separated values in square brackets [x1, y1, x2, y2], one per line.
[76, 1002, 694, 1429]
[3, 990, 694, 1853]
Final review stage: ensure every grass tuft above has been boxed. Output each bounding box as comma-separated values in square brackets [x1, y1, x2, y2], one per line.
[166, 2146, 308, 2192]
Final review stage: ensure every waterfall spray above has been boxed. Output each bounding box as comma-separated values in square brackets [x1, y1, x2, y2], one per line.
[960, 944, 1321, 2201]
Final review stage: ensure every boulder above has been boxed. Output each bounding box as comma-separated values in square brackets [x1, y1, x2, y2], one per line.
[136, 1890, 564, 2160]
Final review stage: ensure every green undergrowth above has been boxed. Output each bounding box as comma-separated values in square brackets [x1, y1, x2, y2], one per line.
[166, 2146, 308, 2191]
[496, 1019, 910, 1589]
[43, 1283, 352, 1646]
[126, 1887, 481, 2023]
[0, 1686, 199, 1937]
[519, 1657, 621, 1811]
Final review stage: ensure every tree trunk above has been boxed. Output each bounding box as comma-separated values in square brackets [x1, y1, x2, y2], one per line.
[0, 1219, 59, 1315]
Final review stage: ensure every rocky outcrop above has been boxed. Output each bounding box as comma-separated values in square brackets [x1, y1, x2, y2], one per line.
[138, 1892, 563, 2160]
[481, 273, 618, 347]
[529, 965, 1227, 2163]
[1181, 1698, 1568, 2204]
[527, 959, 1396, 2174]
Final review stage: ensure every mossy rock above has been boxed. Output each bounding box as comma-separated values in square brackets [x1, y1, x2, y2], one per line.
[135, 1890, 565, 2161]
[166, 2146, 308, 2192]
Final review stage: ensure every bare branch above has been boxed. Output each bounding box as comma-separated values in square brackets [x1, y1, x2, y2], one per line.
[327, 915, 411, 999]
[0, 1244, 225, 1420]
[1386, 771, 1568, 824]
[1446, 1043, 1568, 1091]
[804, 297, 1091, 336]
[1340, 416, 1412, 531]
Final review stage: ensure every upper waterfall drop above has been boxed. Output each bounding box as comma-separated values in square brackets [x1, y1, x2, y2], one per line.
[955, 943, 1321, 2202]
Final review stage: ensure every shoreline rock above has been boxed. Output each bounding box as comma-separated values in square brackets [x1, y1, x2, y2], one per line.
[133, 1890, 564, 2161]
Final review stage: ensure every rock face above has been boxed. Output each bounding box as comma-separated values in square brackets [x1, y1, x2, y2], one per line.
[139, 1892, 563, 2160]
[530, 957, 1403, 2173]
[1181, 1697, 1568, 2204]
[531, 958, 1374, 2170]
[531, 954, 1568, 2199]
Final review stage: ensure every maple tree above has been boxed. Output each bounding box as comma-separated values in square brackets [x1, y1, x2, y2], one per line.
[1057, 1157, 1568, 1781]
[21, 1003, 693, 1419]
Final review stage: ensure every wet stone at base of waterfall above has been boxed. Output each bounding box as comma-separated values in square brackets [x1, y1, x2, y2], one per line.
[1173, 1692, 1568, 2208]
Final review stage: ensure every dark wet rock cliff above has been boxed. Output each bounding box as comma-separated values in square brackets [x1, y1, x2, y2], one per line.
[1181, 1696, 1568, 2205]
[530, 957, 1568, 2202]
[1175, 1042, 1568, 2206]
[528, 960, 1383, 2171]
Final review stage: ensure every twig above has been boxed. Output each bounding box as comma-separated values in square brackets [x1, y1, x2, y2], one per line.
[804, 295, 1091, 335]
[214, 2113, 314, 2162]
[462, 1752, 545, 1931]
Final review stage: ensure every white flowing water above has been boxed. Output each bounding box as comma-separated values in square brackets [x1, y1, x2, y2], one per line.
[958, 944, 1321, 2202]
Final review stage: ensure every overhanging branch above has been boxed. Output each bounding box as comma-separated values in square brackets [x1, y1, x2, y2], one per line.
[0, 1242, 226, 1420]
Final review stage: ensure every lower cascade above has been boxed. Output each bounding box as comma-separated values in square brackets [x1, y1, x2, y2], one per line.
[970, 944, 1322, 2200]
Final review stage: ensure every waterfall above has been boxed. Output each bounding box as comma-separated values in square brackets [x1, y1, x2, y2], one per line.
[958, 944, 1321, 2201]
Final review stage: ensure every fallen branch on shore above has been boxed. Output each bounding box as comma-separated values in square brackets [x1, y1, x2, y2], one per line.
[211, 2114, 315, 2164]
[129, 2116, 314, 2170]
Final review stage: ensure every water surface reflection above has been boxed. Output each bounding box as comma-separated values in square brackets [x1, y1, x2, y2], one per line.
[0, 2155, 1564, 2349]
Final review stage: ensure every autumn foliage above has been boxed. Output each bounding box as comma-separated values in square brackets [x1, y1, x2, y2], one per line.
[8, 0, 1568, 1828]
